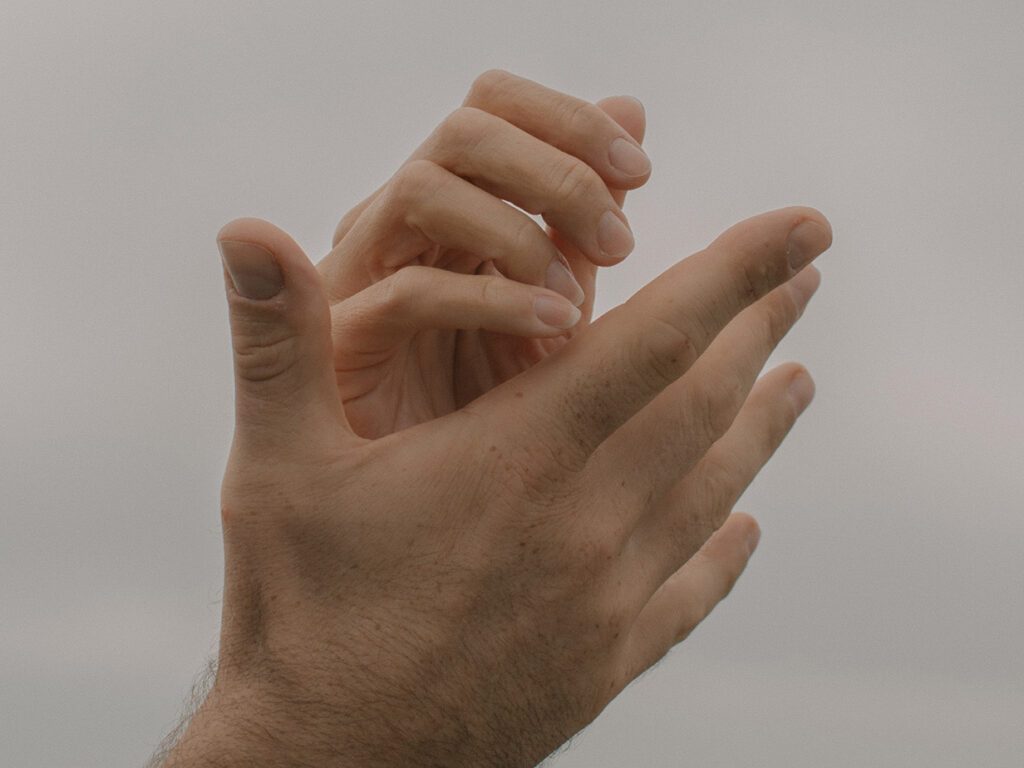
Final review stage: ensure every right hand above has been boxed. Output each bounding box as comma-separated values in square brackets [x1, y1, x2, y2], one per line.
[315, 69, 653, 438]
[194, 201, 832, 768]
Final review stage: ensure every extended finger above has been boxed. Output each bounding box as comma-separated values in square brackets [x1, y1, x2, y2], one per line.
[463, 69, 652, 190]
[624, 363, 812, 599]
[491, 206, 831, 472]
[587, 264, 820, 509]
[619, 512, 760, 680]
[216, 217, 356, 457]
[332, 266, 582, 372]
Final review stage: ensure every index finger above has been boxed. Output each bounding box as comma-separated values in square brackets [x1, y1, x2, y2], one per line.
[487, 206, 833, 470]
[462, 69, 652, 190]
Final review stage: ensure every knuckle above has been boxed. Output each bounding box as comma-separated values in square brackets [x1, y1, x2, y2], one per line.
[374, 267, 421, 314]
[499, 433, 584, 498]
[508, 218, 550, 271]
[585, 589, 630, 645]
[573, 529, 620, 570]
[332, 206, 362, 248]
[230, 307, 301, 384]
[690, 379, 743, 445]
[466, 68, 513, 103]
[696, 452, 737, 520]
[477, 415, 581, 505]
[549, 159, 602, 205]
[387, 159, 441, 208]
[731, 247, 790, 306]
[627, 311, 700, 392]
[558, 98, 596, 137]
[475, 273, 499, 308]
[435, 106, 489, 150]
[561, 526, 624, 598]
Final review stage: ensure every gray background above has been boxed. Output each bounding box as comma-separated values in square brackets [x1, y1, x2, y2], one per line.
[2, 1, 1022, 765]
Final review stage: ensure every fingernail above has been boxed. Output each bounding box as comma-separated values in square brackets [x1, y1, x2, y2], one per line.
[787, 371, 816, 415]
[219, 240, 283, 299]
[545, 257, 586, 306]
[787, 265, 821, 316]
[786, 219, 832, 271]
[597, 210, 635, 261]
[534, 294, 582, 330]
[608, 137, 651, 177]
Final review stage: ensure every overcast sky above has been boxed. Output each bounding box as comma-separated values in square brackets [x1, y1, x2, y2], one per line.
[2, 1, 1022, 766]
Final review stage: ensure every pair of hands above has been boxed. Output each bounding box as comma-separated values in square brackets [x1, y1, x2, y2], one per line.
[166, 70, 831, 767]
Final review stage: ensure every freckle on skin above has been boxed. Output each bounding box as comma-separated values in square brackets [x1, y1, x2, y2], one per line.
[514, 391, 524, 398]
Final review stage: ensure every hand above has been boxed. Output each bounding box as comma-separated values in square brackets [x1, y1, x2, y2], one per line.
[167, 201, 831, 767]
[316, 70, 651, 438]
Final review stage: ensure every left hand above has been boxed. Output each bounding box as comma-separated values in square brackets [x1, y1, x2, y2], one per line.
[318, 70, 650, 437]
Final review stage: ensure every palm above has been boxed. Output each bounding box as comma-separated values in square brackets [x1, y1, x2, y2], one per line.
[327, 231, 597, 439]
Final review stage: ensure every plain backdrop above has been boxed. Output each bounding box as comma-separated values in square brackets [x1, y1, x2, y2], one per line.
[2, 1, 1022, 766]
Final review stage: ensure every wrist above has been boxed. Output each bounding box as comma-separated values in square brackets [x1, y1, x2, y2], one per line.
[159, 677, 347, 768]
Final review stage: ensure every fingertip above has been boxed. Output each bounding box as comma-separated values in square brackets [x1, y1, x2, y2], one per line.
[216, 217, 323, 298]
[787, 264, 822, 312]
[729, 512, 761, 555]
[534, 293, 583, 330]
[217, 216, 272, 244]
[786, 366, 816, 415]
[596, 94, 647, 144]
[216, 217, 308, 263]
[785, 206, 833, 248]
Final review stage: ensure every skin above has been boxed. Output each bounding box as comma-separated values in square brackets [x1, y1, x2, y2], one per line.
[320, 70, 650, 438]
[160, 70, 832, 767]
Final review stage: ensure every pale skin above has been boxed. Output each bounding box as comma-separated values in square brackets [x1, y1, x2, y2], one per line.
[159, 70, 832, 767]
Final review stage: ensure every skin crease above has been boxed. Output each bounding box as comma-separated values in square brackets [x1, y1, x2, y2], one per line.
[158, 70, 833, 768]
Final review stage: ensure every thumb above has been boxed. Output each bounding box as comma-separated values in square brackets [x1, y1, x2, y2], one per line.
[217, 217, 353, 454]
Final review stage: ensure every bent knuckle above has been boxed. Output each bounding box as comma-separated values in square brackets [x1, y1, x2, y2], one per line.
[374, 266, 425, 314]
[387, 159, 442, 208]
[475, 273, 500, 309]
[466, 68, 514, 104]
[434, 106, 490, 151]
[507, 219, 550, 272]
[558, 98, 597, 137]
[550, 160, 602, 206]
